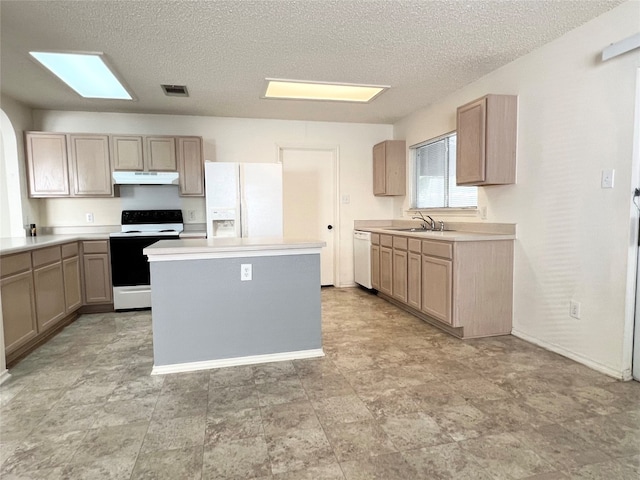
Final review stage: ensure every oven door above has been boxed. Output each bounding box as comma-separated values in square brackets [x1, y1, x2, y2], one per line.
[109, 235, 178, 310]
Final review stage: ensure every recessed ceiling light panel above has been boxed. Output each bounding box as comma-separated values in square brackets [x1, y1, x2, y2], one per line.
[29, 51, 133, 100]
[263, 79, 388, 103]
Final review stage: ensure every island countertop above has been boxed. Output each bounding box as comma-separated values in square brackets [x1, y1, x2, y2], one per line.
[144, 237, 326, 260]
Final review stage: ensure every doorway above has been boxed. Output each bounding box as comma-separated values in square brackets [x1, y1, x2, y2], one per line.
[279, 146, 338, 286]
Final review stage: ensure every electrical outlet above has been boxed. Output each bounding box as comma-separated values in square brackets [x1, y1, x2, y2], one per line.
[570, 300, 581, 319]
[85, 212, 94, 223]
[187, 210, 196, 222]
[241, 264, 252, 281]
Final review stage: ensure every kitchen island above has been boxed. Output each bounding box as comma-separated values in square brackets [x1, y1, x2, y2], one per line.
[143, 237, 326, 374]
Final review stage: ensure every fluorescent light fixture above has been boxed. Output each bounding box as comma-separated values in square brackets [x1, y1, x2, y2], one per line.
[29, 51, 132, 100]
[263, 79, 388, 103]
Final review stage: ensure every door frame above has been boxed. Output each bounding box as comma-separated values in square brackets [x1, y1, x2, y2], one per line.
[630, 68, 640, 381]
[277, 144, 340, 287]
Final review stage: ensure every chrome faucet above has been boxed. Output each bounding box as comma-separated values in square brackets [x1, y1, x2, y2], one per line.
[411, 211, 436, 230]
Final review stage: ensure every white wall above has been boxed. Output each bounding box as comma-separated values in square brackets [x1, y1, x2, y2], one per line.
[394, 1, 640, 378]
[1, 95, 38, 236]
[33, 111, 395, 286]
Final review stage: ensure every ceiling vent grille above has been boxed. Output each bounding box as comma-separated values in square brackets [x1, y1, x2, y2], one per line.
[161, 84, 189, 97]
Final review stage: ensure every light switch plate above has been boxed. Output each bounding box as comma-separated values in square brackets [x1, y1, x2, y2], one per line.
[601, 169, 615, 189]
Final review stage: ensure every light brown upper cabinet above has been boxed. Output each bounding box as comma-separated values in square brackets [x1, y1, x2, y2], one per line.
[177, 136, 204, 196]
[68, 135, 113, 196]
[145, 136, 177, 171]
[456, 94, 517, 186]
[373, 140, 406, 196]
[25, 132, 70, 197]
[112, 135, 144, 171]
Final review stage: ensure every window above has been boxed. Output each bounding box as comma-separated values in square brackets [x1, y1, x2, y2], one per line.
[413, 132, 477, 209]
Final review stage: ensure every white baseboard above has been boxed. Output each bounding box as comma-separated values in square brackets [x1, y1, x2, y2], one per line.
[151, 348, 324, 375]
[511, 329, 631, 381]
[0, 369, 11, 385]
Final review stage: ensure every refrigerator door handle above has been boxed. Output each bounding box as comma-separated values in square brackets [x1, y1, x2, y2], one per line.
[241, 202, 248, 237]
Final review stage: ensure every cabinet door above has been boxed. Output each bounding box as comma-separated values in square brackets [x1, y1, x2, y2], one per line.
[373, 142, 386, 195]
[392, 249, 408, 303]
[371, 244, 380, 290]
[25, 132, 70, 197]
[69, 135, 113, 196]
[421, 256, 452, 324]
[145, 137, 177, 171]
[83, 254, 112, 304]
[63, 256, 82, 312]
[456, 97, 487, 185]
[407, 252, 421, 310]
[379, 246, 393, 296]
[1, 271, 37, 354]
[112, 135, 144, 171]
[33, 262, 66, 332]
[177, 137, 204, 196]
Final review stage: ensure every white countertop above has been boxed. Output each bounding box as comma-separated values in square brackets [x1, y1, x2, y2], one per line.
[0, 230, 208, 256]
[144, 237, 326, 260]
[0, 234, 110, 255]
[357, 227, 515, 242]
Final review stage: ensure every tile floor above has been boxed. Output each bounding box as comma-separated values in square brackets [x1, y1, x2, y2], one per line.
[1, 287, 639, 479]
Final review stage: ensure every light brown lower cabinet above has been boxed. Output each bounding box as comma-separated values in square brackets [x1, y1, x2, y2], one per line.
[81, 240, 112, 305]
[1, 270, 38, 355]
[2, 240, 115, 363]
[369, 232, 513, 338]
[379, 246, 393, 296]
[407, 252, 421, 310]
[421, 255, 452, 324]
[63, 256, 82, 312]
[392, 249, 408, 303]
[32, 247, 67, 333]
[371, 244, 380, 290]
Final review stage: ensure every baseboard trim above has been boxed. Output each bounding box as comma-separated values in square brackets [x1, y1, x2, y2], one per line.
[511, 329, 630, 380]
[151, 348, 325, 375]
[0, 369, 11, 385]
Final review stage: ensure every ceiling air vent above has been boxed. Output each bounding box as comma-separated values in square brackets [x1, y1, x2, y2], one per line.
[161, 84, 189, 97]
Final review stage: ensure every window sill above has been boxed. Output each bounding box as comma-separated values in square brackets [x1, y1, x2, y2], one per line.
[407, 208, 479, 218]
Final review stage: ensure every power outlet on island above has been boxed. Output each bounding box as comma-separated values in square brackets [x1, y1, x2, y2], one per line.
[241, 264, 252, 281]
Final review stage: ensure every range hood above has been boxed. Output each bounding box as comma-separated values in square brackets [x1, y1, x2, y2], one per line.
[112, 171, 179, 185]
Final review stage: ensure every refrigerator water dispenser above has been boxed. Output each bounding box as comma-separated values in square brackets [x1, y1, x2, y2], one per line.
[209, 209, 237, 237]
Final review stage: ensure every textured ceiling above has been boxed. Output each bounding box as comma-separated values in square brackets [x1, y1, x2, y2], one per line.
[0, 0, 624, 124]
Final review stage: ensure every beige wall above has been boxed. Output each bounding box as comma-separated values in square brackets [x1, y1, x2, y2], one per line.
[394, 1, 640, 378]
[33, 112, 395, 286]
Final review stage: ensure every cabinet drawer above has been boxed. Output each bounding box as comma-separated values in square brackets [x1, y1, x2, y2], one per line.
[0, 252, 32, 278]
[422, 240, 453, 259]
[370, 233, 380, 245]
[393, 236, 408, 250]
[61, 242, 79, 259]
[380, 234, 393, 248]
[83, 240, 108, 254]
[32, 246, 61, 268]
[408, 238, 422, 253]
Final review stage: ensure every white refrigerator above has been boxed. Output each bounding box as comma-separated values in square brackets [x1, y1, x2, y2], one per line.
[205, 162, 283, 238]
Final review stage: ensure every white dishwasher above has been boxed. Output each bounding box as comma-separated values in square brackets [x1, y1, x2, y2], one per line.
[353, 230, 372, 289]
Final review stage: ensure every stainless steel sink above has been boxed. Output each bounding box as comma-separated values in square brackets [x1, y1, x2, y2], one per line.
[389, 228, 428, 232]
